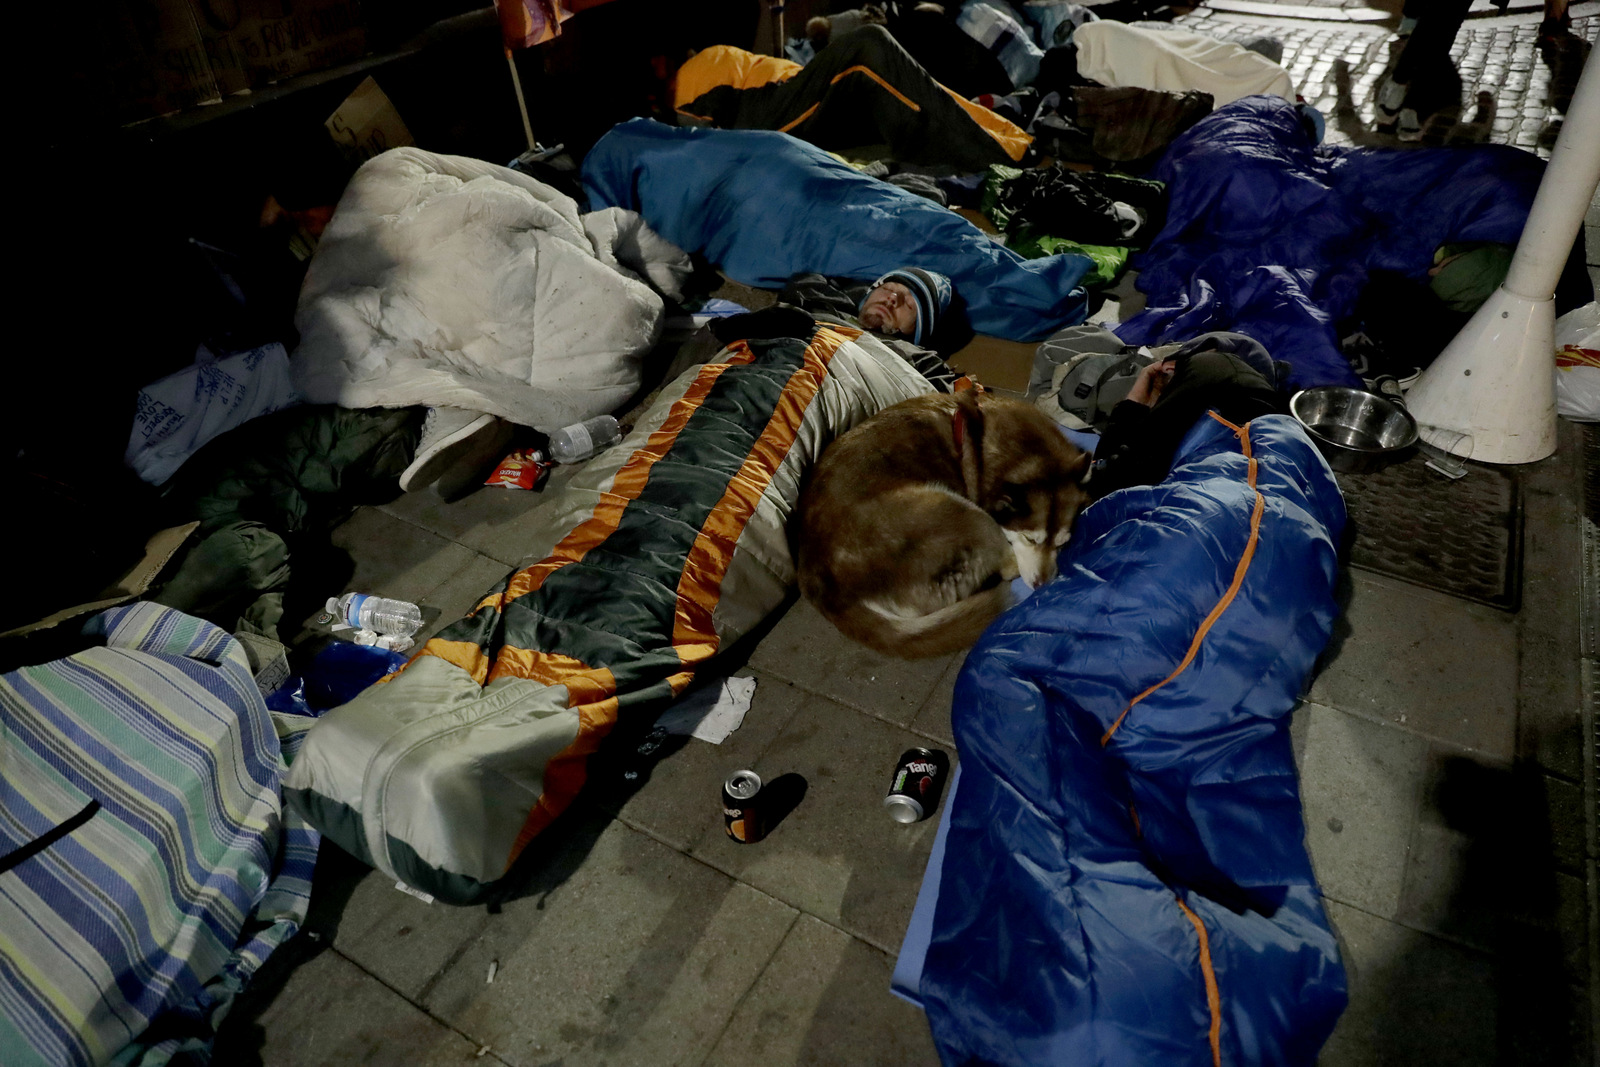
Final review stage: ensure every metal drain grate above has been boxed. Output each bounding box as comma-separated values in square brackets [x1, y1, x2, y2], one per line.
[1337, 452, 1523, 611]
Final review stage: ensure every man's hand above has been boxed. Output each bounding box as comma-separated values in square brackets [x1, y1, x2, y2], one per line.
[1126, 359, 1175, 407]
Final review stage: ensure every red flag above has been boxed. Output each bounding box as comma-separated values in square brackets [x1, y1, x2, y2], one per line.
[494, 0, 570, 49]
[494, 0, 621, 48]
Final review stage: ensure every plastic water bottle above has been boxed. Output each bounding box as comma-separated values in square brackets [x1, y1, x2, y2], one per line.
[547, 415, 622, 463]
[325, 593, 422, 638]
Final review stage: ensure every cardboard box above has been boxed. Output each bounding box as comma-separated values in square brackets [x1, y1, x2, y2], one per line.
[325, 76, 414, 164]
[949, 334, 1037, 394]
[0, 523, 200, 641]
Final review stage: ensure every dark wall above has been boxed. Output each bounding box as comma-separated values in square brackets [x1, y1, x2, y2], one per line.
[7, 0, 763, 624]
[14, 1, 764, 467]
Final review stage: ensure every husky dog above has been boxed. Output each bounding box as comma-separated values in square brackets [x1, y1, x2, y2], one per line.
[796, 390, 1091, 658]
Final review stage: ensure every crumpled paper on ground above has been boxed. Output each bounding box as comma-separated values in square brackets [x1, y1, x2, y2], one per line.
[654, 675, 757, 744]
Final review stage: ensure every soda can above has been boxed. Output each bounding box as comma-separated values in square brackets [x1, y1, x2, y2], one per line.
[723, 770, 766, 843]
[883, 747, 951, 823]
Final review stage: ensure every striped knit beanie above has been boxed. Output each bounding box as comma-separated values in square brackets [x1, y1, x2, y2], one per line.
[862, 267, 953, 347]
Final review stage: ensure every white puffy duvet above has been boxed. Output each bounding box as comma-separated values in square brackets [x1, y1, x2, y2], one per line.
[1074, 21, 1296, 107]
[292, 148, 691, 430]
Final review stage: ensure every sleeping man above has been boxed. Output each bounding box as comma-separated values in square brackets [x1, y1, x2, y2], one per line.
[778, 267, 963, 391]
[859, 269, 949, 340]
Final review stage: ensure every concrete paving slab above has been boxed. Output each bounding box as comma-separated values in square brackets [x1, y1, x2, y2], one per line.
[288, 505, 484, 647]
[747, 596, 956, 727]
[586, 669, 811, 852]
[1518, 421, 1588, 777]
[702, 915, 940, 1067]
[688, 691, 947, 953]
[1396, 819, 1499, 950]
[1543, 771, 1590, 874]
[1396, 739, 1591, 961]
[908, 655, 963, 750]
[232, 948, 494, 1067]
[410, 550, 521, 648]
[1296, 701, 1431, 918]
[1187, 8, 1596, 158]
[330, 864, 494, 1002]
[422, 817, 798, 1067]
[379, 484, 555, 569]
[1308, 571, 1518, 758]
[1320, 900, 1499, 1067]
[1395, 823, 1592, 992]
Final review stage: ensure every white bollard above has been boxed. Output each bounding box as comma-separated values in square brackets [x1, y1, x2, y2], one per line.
[1405, 49, 1600, 465]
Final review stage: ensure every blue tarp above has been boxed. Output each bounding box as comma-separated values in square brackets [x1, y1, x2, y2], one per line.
[1116, 96, 1545, 390]
[580, 118, 1095, 342]
[922, 413, 1349, 1066]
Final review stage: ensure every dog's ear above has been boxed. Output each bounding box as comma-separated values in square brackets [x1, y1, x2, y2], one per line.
[953, 390, 985, 503]
[1069, 447, 1093, 487]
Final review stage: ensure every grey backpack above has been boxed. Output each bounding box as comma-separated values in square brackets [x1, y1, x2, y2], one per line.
[1033, 326, 1161, 432]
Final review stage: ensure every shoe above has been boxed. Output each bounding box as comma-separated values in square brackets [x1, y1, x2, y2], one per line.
[1376, 75, 1408, 119]
[1359, 358, 1421, 393]
[1396, 108, 1423, 141]
[1363, 365, 1420, 392]
[1346, 332, 1421, 391]
[399, 407, 513, 493]
[1342, 331, 1378, 380]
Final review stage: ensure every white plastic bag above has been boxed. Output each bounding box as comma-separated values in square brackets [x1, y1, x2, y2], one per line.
[1554, 301, 1600, 422]
[126, 341, 300, 485]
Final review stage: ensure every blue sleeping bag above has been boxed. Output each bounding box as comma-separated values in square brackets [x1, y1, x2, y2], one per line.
[922, 413, 1349, 1066]
[580, 118, 1094, 342]
[1115, 96, 1544, 390]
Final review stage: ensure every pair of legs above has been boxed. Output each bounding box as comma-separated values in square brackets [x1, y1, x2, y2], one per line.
[1383, 0, 1571, 131]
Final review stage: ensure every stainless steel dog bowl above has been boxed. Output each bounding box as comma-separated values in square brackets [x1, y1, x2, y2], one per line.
[1290, 387, 1418, 473]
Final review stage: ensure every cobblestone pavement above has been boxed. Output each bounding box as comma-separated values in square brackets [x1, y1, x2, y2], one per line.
[1177, 4, 1597, 157]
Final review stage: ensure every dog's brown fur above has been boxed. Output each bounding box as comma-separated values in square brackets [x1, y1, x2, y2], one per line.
[796, 391, 1091, 659]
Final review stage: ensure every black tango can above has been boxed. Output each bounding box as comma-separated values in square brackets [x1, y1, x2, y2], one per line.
[723, 770, 766, 843]
[884, 747, 951, 823]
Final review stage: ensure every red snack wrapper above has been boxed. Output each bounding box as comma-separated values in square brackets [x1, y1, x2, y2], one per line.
[485, 449, 553, 491]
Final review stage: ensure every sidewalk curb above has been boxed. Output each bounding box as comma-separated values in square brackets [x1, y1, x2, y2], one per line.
[1188, 0, 1598, 25]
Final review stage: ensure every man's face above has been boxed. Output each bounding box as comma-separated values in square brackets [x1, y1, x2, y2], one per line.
[859, 281, 918, 338]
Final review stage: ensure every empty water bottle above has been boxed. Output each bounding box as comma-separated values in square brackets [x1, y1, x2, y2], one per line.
[547, 415, 623, 463]
[325, 593, 423, 638]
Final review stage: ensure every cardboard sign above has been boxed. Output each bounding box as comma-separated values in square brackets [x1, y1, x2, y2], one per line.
[325, 76, 415, 164]
[196, 0, 366, 92]
[98, 0, 367, 124]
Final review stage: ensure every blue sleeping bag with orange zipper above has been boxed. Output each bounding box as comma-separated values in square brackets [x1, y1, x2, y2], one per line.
[1114, 95, 1545, 390]
[579, 118, 1094, 343]
[920, 413, 1349, 1066]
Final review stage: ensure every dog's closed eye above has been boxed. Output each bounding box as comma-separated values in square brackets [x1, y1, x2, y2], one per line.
[989, 485, 1029, 525]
